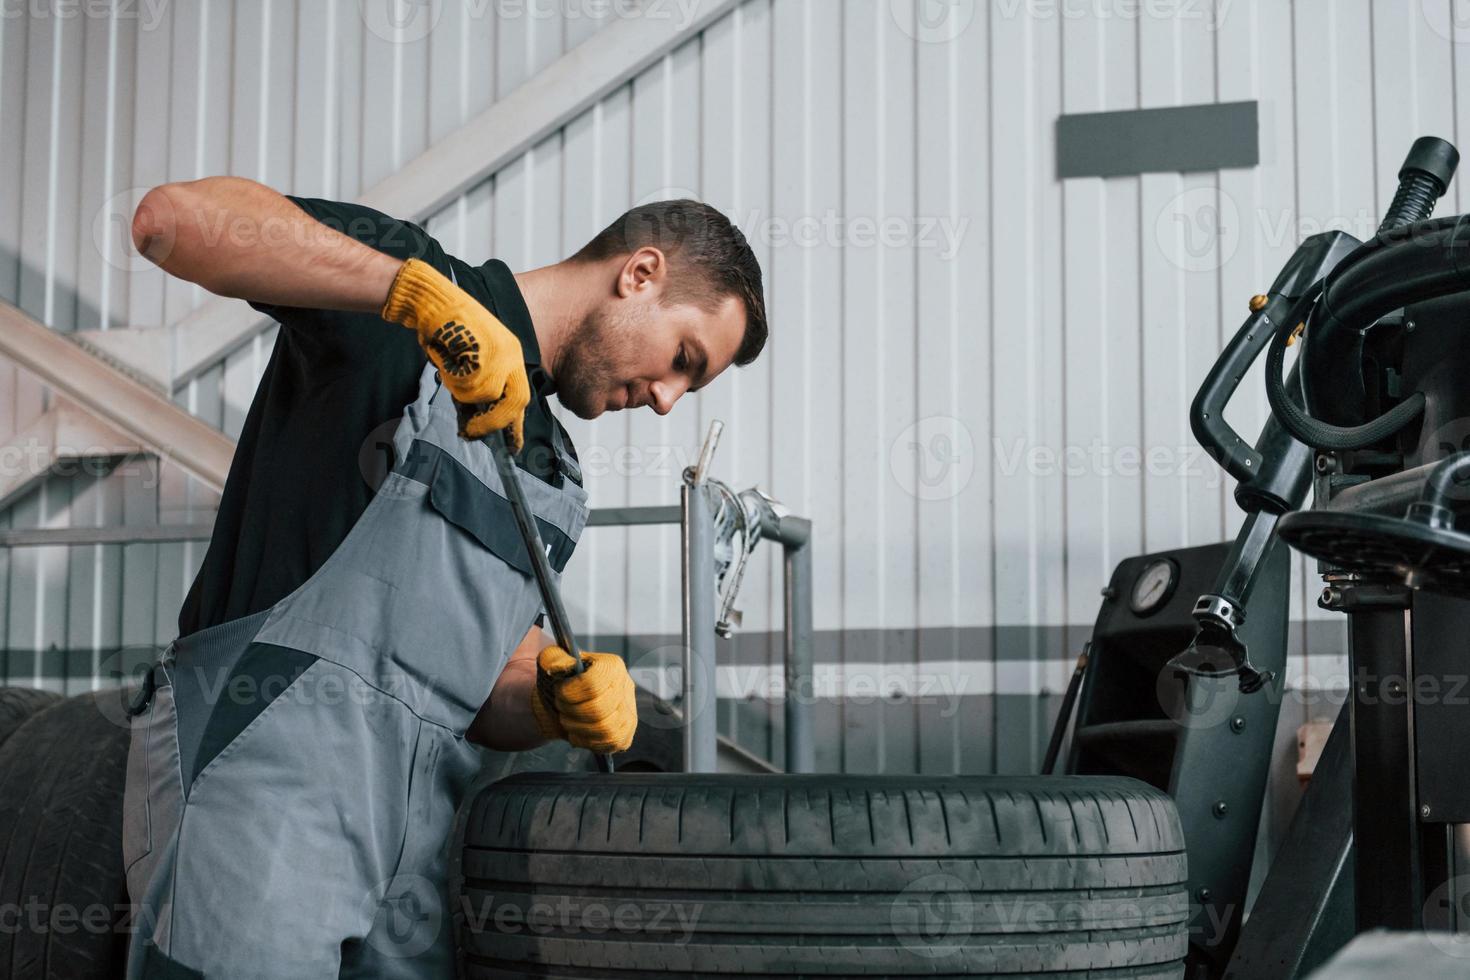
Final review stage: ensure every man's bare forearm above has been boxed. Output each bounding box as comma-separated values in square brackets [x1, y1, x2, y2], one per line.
[469, 626, 555, 751]
[130, 176, 400, 313]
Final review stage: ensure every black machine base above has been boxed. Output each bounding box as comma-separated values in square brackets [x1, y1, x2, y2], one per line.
[1067, 541, 1290, 978]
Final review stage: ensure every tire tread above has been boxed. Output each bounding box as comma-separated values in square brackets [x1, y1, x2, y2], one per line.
[0, 692, 131, 980]
[457, 773, 1188, 977]
[0, 687, 61, 750]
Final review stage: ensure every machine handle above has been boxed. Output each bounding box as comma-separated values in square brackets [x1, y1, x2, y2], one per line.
[1190, 298, 1290, 486]
[1190, 231, 1361, 494]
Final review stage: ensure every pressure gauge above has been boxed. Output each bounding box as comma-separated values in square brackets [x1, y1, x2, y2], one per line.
[1129, 558, 1178, 616]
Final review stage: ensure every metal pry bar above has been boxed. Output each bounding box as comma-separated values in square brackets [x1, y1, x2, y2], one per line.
[486, 429, 615, 774]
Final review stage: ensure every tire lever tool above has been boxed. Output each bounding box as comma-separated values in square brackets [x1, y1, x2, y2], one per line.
[487, 428, 615, 774]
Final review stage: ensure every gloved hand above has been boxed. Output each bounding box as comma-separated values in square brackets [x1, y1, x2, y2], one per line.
[530, 646, 638, 754]
[381, 258, 530, 451]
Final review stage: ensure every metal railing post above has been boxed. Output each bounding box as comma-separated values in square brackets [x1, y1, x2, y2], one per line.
[680, 448, 720, 773]
[783, 532, 815, 773]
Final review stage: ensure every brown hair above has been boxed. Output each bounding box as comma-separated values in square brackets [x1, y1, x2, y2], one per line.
[570, 199, 767, 366]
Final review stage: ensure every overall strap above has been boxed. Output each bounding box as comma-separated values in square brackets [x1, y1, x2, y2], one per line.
[549, 419, 582, 487]
[445, 262, 581, 489]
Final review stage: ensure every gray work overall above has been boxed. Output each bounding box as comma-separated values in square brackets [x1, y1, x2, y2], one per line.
[121, 361, 587, 979]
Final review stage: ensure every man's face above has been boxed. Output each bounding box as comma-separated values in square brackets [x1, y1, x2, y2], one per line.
[552, 251, 747, 420]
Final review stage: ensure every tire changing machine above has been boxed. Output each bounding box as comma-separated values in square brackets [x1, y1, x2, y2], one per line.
[1063, 138, 1469, 978]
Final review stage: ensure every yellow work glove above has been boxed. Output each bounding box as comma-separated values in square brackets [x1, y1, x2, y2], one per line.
[381, 258, 531, 451]
[530, 646, 638, 754]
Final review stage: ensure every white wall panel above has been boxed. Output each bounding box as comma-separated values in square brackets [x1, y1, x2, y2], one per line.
[4, 1, 1469, 741]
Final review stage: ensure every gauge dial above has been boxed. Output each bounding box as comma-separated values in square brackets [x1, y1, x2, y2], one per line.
[1129, 558, 1178, 616]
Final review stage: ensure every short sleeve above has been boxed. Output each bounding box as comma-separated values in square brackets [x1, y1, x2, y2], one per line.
[246, 196, 451, 324]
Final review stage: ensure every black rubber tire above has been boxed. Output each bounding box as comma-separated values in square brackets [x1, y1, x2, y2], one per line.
[0, 690, 133, 980]
[0, 687, 61, 751]
[457, 773, 1189, 978]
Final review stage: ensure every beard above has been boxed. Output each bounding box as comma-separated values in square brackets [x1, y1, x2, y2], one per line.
[552, 304, 637, 419]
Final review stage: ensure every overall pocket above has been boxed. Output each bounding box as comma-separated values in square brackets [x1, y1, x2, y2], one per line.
[122, 677, 184, 901]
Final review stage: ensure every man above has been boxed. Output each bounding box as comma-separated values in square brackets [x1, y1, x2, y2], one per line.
[121, 176, 767, 978]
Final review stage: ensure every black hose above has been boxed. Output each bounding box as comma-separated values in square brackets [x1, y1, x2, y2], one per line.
[1381, 173, 1447, 233]
[1295, 213, 1462, 331]
[1281, 213, 1470, 444]
[1380, 136, 1459, 233]
[1255, 141, 1466, 456]
[1265, 281, 1428, 450]
[1345, 214, 1465, 271]
[1302, 217, 1470, 424]
[1335, 220, 1470, 308]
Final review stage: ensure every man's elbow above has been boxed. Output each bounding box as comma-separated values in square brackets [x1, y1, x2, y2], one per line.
[131, 183, 186, 268]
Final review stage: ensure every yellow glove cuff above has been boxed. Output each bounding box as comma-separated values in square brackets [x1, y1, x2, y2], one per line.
[381, 258, 457, 333]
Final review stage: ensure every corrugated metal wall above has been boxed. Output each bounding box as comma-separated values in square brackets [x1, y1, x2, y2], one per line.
[2, 1, 1467, 778]
[0, 0, 615, 685]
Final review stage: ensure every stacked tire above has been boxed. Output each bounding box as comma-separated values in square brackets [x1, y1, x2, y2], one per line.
[457, 772, 1190, 978]
[0, 687, 133, 980]
[0, 688, 1196, 979]
[0, 687, 59, 749]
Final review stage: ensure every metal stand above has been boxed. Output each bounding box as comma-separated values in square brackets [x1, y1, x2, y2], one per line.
[1342, 587, 1427, 931]
[588, 421, 815, 774]
[1272, 512, 1470, 961]
[1313, 584, 1459, 935]
[679, 422, 815, 773]
[680, 477, 720, 774]
[774, 512, 814, 773]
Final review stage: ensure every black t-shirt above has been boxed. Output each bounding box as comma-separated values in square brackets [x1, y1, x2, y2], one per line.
[177, 197, 577, 636]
